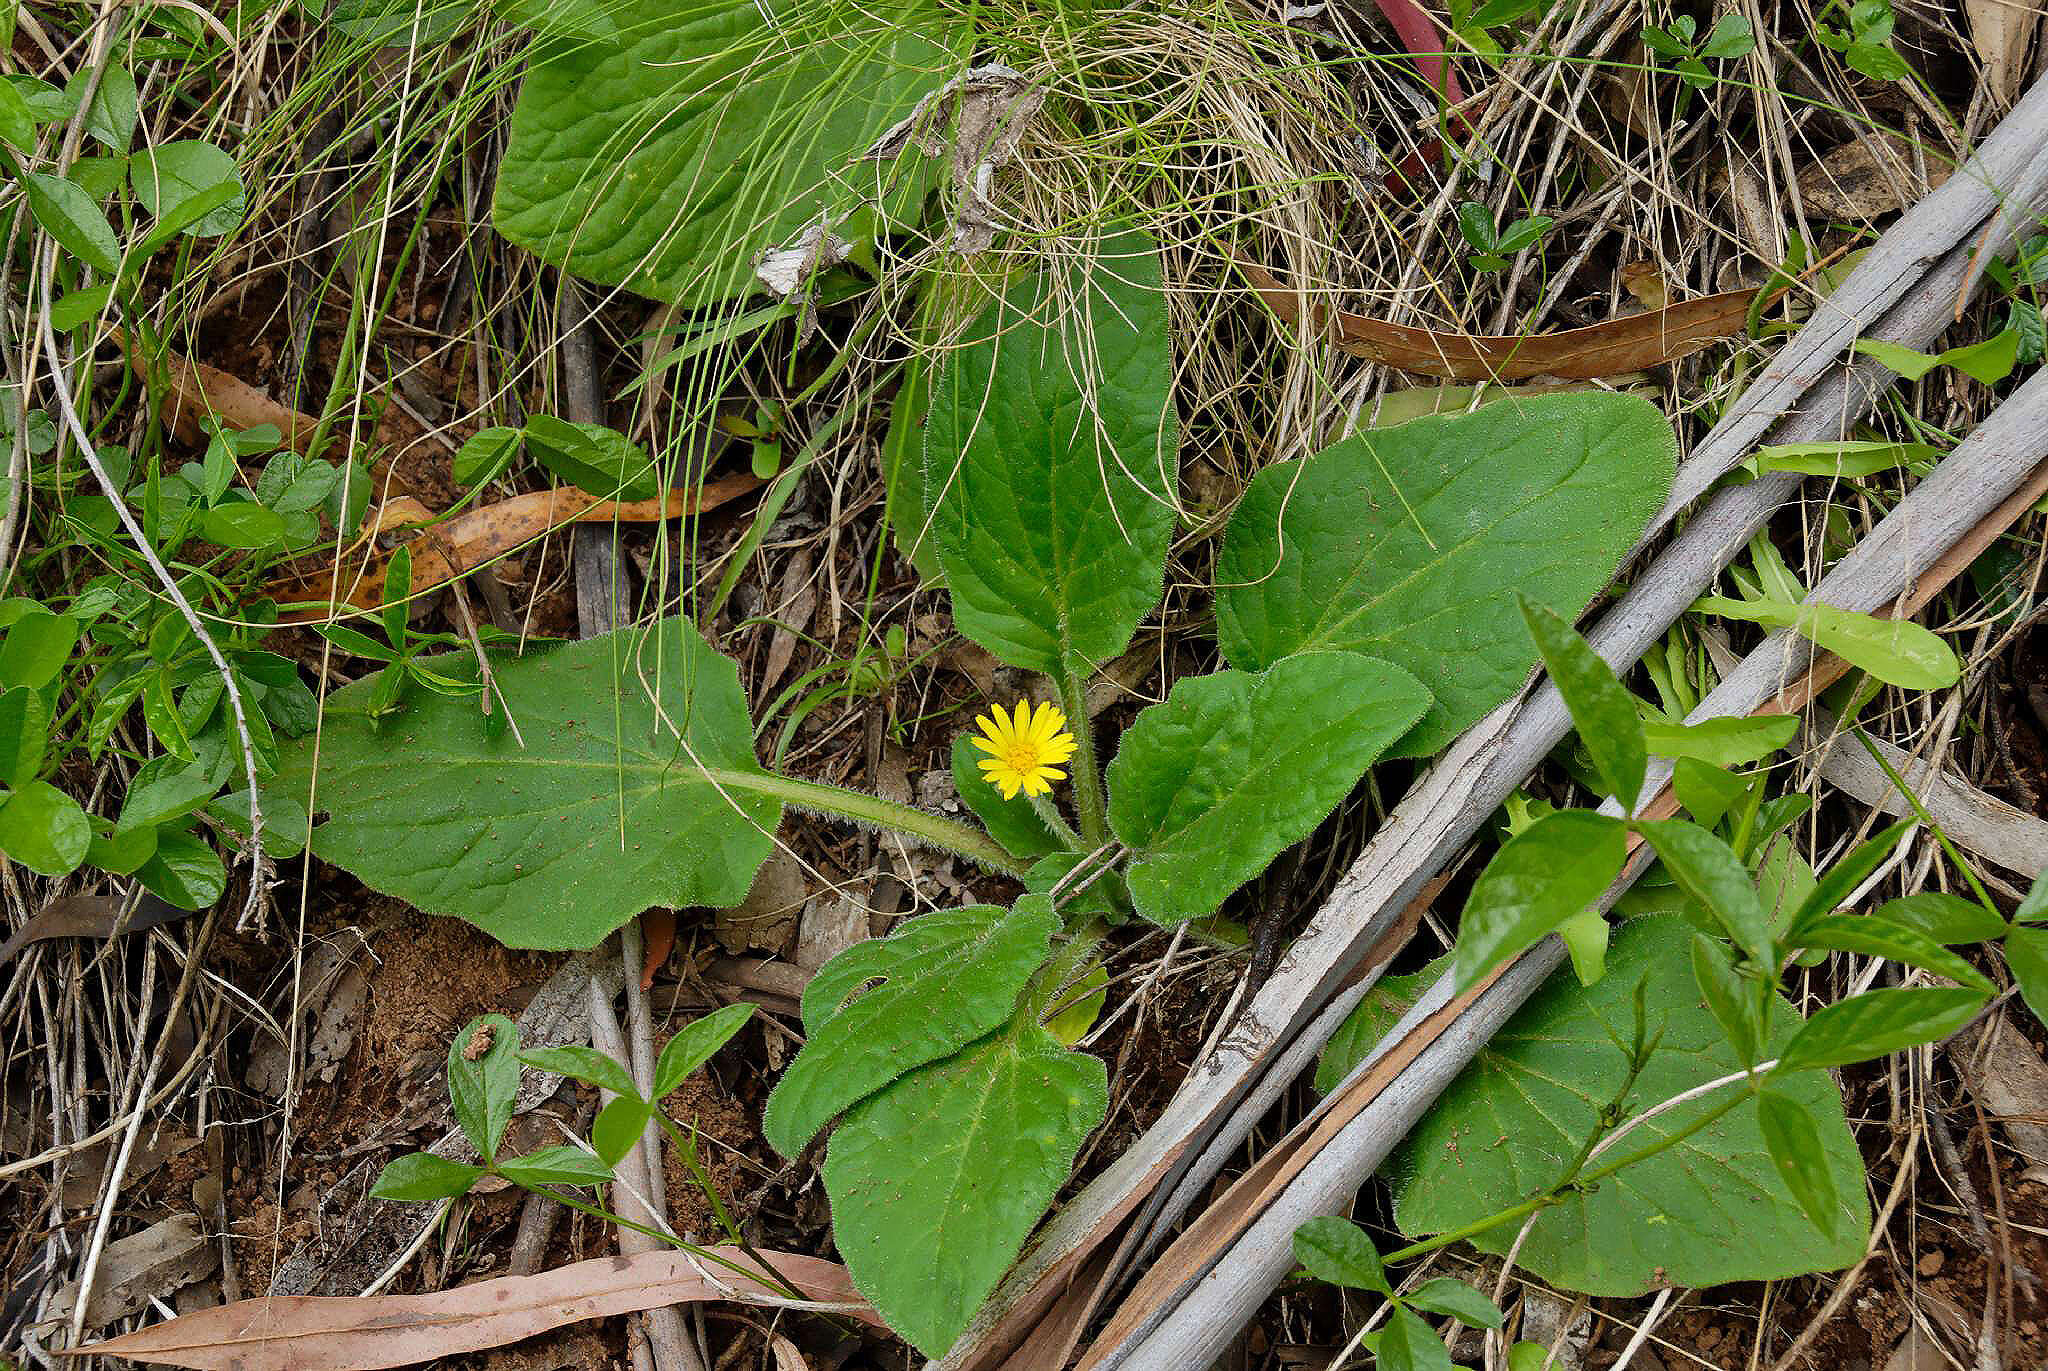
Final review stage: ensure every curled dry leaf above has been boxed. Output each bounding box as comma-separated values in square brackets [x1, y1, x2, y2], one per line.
[0, 894, 188, 971]
[266, 475, 761, 618]
[76, 1246, 877, 1371]
[1240, 260, 1763, 380]
[1966, 0, 2040, 105]
[127, 343, 322, 452]
[44, 1215, 216, 1332]
[1797, 131, 1952, 220]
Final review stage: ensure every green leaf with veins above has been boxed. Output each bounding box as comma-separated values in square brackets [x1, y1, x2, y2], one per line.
[1108, 652, 1429, 923]
[1216, 393, 1674, 757]
[267, 619, 781, 950]
[1449, 810, 1626, 994]
[762, 897, 1060, 1157]
[925, 228, 1177, 675]
[823, 1019, 1105, 1357]
[1327, 919, 1867, 1293]
[494, 0, 964, 305]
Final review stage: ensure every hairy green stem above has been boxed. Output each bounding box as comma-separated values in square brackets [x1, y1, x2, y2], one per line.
[1057, 661, 1109, 846]
[733, 770, 1025, 879]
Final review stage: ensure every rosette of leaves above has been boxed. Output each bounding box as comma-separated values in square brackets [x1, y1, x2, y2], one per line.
[270, 228, 1681, 1354]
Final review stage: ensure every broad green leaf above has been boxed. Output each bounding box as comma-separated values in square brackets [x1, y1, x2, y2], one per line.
[1449, 810, 1626, 994]
[130, 140, 245, 238]
[1379, 1306, 1455, 1371]
[1756, 1089, 1840, 1238]
[1520, 598, 1645, 810]
[201, 502, 287, 548]
[135, 828, 225, 909]
[1776, 986, 1987, 1071]
[50, 284, 114, 331]
[0, 609, 79, 688]
[0, 781, 90, 876]
[25, 172, 121, 276]
[1941, 330, 2020, 383]
[1787, 820, 1911, 935]
[0, 685, 47, 787]
[822, 1021, 1106, 1357]
[448, 1013, 522, 1161]
[653, 1002, 754, 1096]
[1696, 596, 1958, 690]
[1291, 1216, 1390, 1294]
[1405, 1278, 1505, 1330]
[268, 620, 782, 949]
[1852, 338, 1941, 379]
[87, 821, 156, 876]
[1792, 915, 1993, 991]
[1042, 963, 1107, 1044]
[0, 80, 31, 149]
[453, 426, 521, 486]
[925, 229, 1176, 675]
[1634, 819, 1773, 964]
[69, 64, 137, 149]
[951, 732, 1062, 862]
[1106, 652, 1429, 923]
[370, 1152, 483, 1202]
[2007, 926, 2048, 1025]
[1642, 714, 1799, 766]
[499, 0, 622, 40]
[762, 898, 1059, 1157]
[1379, 918, 1868, 1294]
[523, 416, 658, 500]
[497, 1144, 614, 1187]
[591, 1097, 652, 1166]
[1879, 892, 2009, 943]
[518, 1044, 641, 1099]
[494, 0, 964, 305]
[1216, 393, 1675, 757]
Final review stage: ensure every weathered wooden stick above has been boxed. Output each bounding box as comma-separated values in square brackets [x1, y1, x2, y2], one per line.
[940, 69, 2048, 1371]
[1102, 329, 2048, 1371]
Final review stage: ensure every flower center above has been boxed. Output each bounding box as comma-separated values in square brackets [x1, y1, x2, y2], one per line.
[1004, 742, 1041, 773]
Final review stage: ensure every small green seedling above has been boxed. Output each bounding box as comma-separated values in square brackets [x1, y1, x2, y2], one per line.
[1457, 202, 1554, 272]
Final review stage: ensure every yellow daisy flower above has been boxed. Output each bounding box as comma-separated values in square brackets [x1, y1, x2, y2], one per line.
[970, 699, 1078, 800]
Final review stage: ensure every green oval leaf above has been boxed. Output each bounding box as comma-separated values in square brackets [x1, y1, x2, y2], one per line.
[370, 1152, 484, 1202]
[24, 171, 121, 276]
[1756, 1088, 1841, 1238]
[130, 140, 246, 238]
[522, 416, 658, 500]
[1449, 810, 1627, 994]
[448, 1013, 522, 1162]
[0, 781, 90, 875]
[653, 1001, 754, 1097]
[267, 620, 782, 949]
[493, 0, 964, 305]
[1291, 1216, 1390, 1294]
[1107, 651, 1430, 923]
[1776, 985, 1987, 1072]
[925, 228, 1177, 675]
[134, 828, 226, 909]
[762, 897, 1059, 1157]
[1216, 393, 1676, 757]
[822, 1022, 1105, 1357]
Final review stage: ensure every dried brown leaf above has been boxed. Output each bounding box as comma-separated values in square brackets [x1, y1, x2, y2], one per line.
[128, 344, 322, 452]
[0, 895, 188, 972]
[1240, 261, 1761, 380]
[1797, 131, 1951, 221]
[267, 475, 760, 618]
[76, 1248, 877, 1371]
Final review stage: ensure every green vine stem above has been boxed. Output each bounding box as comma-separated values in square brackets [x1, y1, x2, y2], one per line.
[734, 771, 1026, 879]
[1057, 659, 1110, 846]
